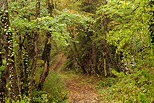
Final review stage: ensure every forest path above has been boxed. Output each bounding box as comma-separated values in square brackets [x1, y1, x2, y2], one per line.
[60, 73, 102, 103]
[50, 54, 104, 103]
[50, 53, 66, 71]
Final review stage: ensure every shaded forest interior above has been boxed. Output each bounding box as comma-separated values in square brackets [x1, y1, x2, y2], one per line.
[0, 0, 154, 103]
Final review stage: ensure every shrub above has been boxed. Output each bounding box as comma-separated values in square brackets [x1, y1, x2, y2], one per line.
[100, 69, 154, 103]
[97, 77, 118, 89]
[43, 70, 67, 103]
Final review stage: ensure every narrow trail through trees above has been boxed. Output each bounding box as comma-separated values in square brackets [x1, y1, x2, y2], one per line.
[51, 54, 103, 103]
[62, 74, 100, 103]
[50, 53, 65, 71]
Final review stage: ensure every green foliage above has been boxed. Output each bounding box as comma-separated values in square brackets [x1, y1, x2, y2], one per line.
[1, 0, 153, 102]
[33, 91, 49, 103]
[99, 69, 154, 102]
[112, 70, 126, 78]
[79, 0, 99, 13]
[43, 70, 67, 103]
[0, 66, 4, 71]
[0, 66, 4, 76]
[34, 68, 67, 103]
[15, 100, 29, 103]
[56, 0, 81, 10]
[97, 0, 154, 68]
[5, 97, 30, 103]
[97, 77, 117, 88]
[97, 1, 154, 102]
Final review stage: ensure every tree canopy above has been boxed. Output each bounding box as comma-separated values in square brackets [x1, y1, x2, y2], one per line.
[0, 0, 153, 102]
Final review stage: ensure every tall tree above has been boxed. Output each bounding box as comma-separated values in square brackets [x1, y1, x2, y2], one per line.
[29, 0, 40, 99]
[47, 0, 54, 17]
[150, 1, 154, 45]
[38, 0, 53, 90]
[0, 0, 19, 101]
[38, 35, 51, 90]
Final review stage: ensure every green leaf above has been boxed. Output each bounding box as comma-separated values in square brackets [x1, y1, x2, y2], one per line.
[0, 66, 4, 71]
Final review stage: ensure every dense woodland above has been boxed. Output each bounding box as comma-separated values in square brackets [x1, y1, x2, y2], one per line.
[0, 0, 154, 103]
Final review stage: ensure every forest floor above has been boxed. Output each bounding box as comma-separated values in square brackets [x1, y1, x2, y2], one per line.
[50, 54, 110, 103]
[61, 73, 101, 103]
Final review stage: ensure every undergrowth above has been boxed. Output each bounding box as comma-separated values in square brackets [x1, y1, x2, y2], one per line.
[43, 70, 67, 103]
[97, 69, 154, 103]
[34, 66, 67, 103]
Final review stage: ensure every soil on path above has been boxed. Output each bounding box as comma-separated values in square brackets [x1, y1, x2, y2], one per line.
[62, 73, 101, 103]
[50, 54, 102, 103]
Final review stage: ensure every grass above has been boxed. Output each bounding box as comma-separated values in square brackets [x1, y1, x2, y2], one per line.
[43, 70, 68, 103]
[34, 62, 68, 103]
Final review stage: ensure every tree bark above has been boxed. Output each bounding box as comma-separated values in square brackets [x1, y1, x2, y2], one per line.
[29, 0, 40, 99]
[150, 1, 154, 45]
[47, 0, 54, 17]
[1, 0, 19, 101]
[36, 0, 40, 18]
[0, 39, 5, 102]
[2, 12, 19, 101]
[38, 37, 51, 90]
[38, 0, 54, 90]
[92, 43, 99, 74]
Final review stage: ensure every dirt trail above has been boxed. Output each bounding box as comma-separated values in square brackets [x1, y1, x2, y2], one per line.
[51, 54, 102, 103]
[62, 74, 101, 103]
[50, 53, 65, 71]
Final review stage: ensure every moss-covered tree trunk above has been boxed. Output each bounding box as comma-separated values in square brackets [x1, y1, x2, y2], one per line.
[150, 1, 154, 45]
[0, 26, 5, 102]
[29, 0, 40, 99]
[47, 0, 54, 17]
[38, 36, 51, 90]
[0, 0, 19, 100]
[38, 0, 54, 91]
[0, 3, 5, 101]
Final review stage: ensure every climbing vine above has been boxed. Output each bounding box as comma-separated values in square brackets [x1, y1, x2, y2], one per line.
[0, 0, 153, 102]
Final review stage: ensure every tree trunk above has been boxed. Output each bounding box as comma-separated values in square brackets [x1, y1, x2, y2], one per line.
[36, 0, 40, 18]
[1, 0, 19, 101]
[17, 36, 24, 96]
[3, 12, 19, 101]
[150, 1, 154, 45]
[92, 43, 99, 74]
[0, 39, 5, 103]
[47, 0, 54, 17]
[38, 59, 50, 90]
[38, 0, 54, 90]
[0, 4, 5, 103]
[29, 0, 40, 99]
[38, 37, 51, 90]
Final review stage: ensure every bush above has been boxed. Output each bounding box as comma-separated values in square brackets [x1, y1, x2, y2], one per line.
[33, 91, 49, 103]
[43, 70, 67, 103]
[97, 77, 119, 103]
[99, 69, 154, 103]
[97, 77, 117, 89]
[98, 70, 154, 103]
